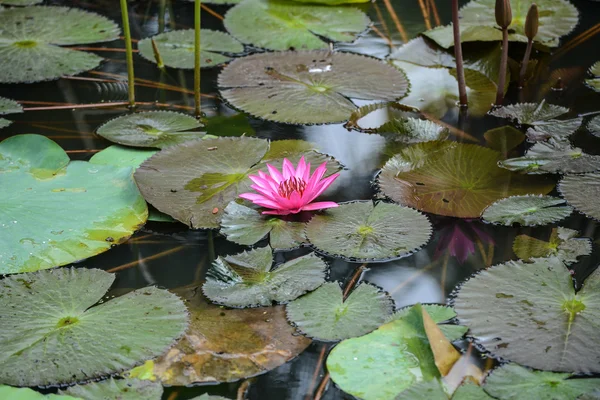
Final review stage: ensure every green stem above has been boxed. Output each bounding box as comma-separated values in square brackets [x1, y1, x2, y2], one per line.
[194, 0, 202, 118]
[120, 0, 135, 107]
[496, 27, 509, 105]
[519, 39, 533, 88]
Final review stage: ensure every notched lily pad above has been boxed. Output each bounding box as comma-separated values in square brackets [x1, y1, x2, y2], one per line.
[61, 378, 163, 400]
[481, 195, 572, 226]
[0, 96, 23, 129]
[559, 173, 600, 221]
[453, 257, 600, 373]
[0, 6, 120, 83]
[0, 268, 189, 386]
[500, 141, 600, 174]
[286, 282, 395, 341]
[223, 0, 370, 51]
[218, 50, 409, 124]
[305, 201, 432, 262]
[0, 134, 147, 274]
[138, 29, 243, 69]
[513, 227, 591, 266]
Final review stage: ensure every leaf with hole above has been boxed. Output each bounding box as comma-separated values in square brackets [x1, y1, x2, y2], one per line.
[481, 195, 572, 226]
[61, 378, 163, 400]
[513, 227, 591, 265]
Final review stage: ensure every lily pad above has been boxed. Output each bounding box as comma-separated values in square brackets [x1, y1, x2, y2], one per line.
[484, 126, 525, 154]
[397, 380, 494, 400]
[378, 143, 554, 218]
[223, 0, 370, 51]
[513, 227, 591, 265]
[453, 257, 600, 373]
[586, 61, 600, 92]
[61, 378, 163, 400]
[0, 134, 147, 274]
[305, 201, 432, 262]
[220, 202, 306, 250]
[0, 386, 78, 400]
[423, 0, 578, 49]
[0, 6, 120, 83]
[500, 142, 600, 174]
[0, 0, 44, 4]
[218, 50, 409, 124]
[327, 304, 467, 400]
[134, 137, 341, 229]
[588, 115, 600, 138]
[151, 285, 311, 384]
[484, 363, 600, 400]
[286, 282, 394, 341]
[559, 173, 600, 220]
[89, 145, 158, 168]
[202, 246, 327, 307]
[481, 195, 572, 226]
[0, 267, 188, 386]
[369, 117, 449, 144]
[138, 29, 243, 69]
[0, 96, 23, 129]
[96, 111, 204, 149]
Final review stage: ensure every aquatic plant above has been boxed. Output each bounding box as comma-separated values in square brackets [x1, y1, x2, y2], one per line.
[495, 0, 512, 104]
[452, 0, 468, 106]
[520, 3, 539, 87]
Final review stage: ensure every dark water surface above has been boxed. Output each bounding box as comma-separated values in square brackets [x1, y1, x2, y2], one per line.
[2, 0, 600, 398]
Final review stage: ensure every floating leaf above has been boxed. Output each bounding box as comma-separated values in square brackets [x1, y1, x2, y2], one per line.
[220, 202, 306, 250]
[286, 282, 394, 341]
[513, 227, 591, 265]
[218, 50, 409, 124]
[423, 0, 578, 49]
[0, 0, 44, 4]
[151, 285, 311, 384]
[376, 118, 449, 143]
[559, 173, 600, 220]
[203, 246, 327, 307]
[223, 0, 370, 51]
[61, 378, 163, 400]
[453, 257, 600, 373]
[138, 29, 243, 69]
[483, 126, 525, 154]
[500, 142, 600, 174]
[327, 304, 467, 400]
[0, 268, 188, 386]
[305, 201, 432, 262]
[397, 380, 494, 400]
[0, 96, 23, 129]
[481, 195, 572, 226]
[484, 363, 600, 400]
[0, 6, 120, 83]
[0, 386, 78, 399]
[90, 145, 158, 168]
[586, 61, 600, 92]
[96, 111, 204, 149]
[378, 143, 554, 218]
[0, 135, 147, 274]
[587, 114, 600, 138]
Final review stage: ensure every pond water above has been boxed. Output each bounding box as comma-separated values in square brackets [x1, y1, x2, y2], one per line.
[1, 0, 600, 399]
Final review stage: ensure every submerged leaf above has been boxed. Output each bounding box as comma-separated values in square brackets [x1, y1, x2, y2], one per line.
[559, 173, 600, 220]
[481, 195, 572, 226]
[483, 126, 525, 154]
[0, 96, 23, 129]
[223, 0, 370, 51]
[0, 268, 188, 386]
[138, 29, 243, 69]
[305, 201, 432, 262]
[61, 378, 163, 400]
[218, 51, 409, 124]
[0, 135, 147, 274]
[453, 257, 600, 373]
[286, 282, 394, 341]
[203, 246, 327, 307]
[513, 227, 591, 265]
[0, 6, 119, 83]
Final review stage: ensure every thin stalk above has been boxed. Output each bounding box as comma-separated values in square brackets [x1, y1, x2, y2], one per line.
[452, 0, 468, 107]
[519, 39, 533, 87]
[496, 28, 509, 105]
[151, 38, 165, 69]
[120, 0, 135, 107]
[194, 0, 202, 118]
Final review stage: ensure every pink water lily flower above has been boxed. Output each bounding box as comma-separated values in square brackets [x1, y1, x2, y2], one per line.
[239, 156, 339, 215]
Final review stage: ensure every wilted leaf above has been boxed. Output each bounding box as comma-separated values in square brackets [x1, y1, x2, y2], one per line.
[422, 308, 461, 377]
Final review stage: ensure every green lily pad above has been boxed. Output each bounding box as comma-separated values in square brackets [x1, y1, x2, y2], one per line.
[96, 111, 204, 149]
[220, 202, 306, 250]
[0, 96, 23, 129]
[481, 195, 573, 226]
[138, 29, 243, 69]
[151, 285, 311, 384]
[484, 363, 600, 400]
[61, 378, 163, 400]
[0, 267, 188, 386]
[0, 6, 120, 83]
[134, 136, 341, 229]
[203, 246, 327, 307]
[286, 282, 394, 341]
[586, 61, 600, 92]
[327, 304, 467, 400]
[423, 0, 578, 49]
[397, 380, 494, 400]
[500, 142, 600, 174]
[218, 50, 409, 124]
[305, 201, 432, 262]
[559, 173, 600, 220]
[513, 227, 591, 265]
[372, 117, 449, 144]
[0, 134, 147, 274]
[453, 257, 600, 373]
[484, 126, 525, 154]
[90, 145, 158, 168]
[0, 386, 79, 400]
[378, 143, 554, 218]
[223, 0, 370, 51]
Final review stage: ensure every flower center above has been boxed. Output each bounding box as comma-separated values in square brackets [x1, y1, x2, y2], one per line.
[277, 177, 307, 199]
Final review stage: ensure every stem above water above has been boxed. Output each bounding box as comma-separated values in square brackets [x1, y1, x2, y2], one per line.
[496, 28, 509, 105]
[452, 0, 468, 107]
[194, 0, 202, 118]
[120, 0, 135, 108]
[519, 39, 533, 88]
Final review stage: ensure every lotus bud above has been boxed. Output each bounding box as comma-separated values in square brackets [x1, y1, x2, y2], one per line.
[525, 4, 539, 41]
[495, 0, 512, 29]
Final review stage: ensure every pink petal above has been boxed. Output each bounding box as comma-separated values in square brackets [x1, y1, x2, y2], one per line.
[295, 156, 307, 180]
[306, 162, 328, 193]
[266, 163, 284, 183]
[306, 173, 339, 203]
[282, 158, 295, 180]
[250, 174, 279, 193]
[262, 209, 293, 215]
[300, 201, 339, 211]
[303, 162, 311, 182]
[250, 184, 280, 202]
